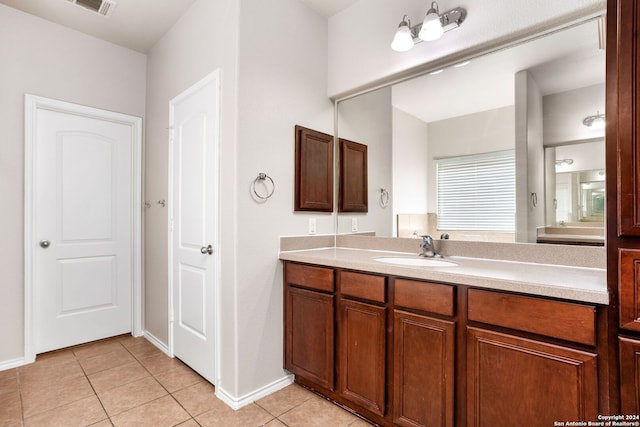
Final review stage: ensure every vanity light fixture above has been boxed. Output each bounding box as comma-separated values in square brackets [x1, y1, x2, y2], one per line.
[391, 1, 466, 52]
[582, 112, 605, 129]
[555, 158, 574, 166]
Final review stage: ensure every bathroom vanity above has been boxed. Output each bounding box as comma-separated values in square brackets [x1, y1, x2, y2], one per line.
[280, 237, 609, 427]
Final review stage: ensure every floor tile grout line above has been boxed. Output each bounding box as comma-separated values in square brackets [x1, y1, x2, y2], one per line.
[112, 340, 207, 424]
[81, 352, 112, 427]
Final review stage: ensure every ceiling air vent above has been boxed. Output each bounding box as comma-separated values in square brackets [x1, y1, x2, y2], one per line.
[66, 0, 117, 18]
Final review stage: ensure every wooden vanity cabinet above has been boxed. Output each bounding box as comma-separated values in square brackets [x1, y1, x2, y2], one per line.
[337, 271, 387, 416]
[393, 279, 456, 427]
[284, 263, 335, 390]
[466, 289, 600, 426]
[619, 337, 640, 414]
[467, 328, 599, 426]
[283, 262, 606, 425]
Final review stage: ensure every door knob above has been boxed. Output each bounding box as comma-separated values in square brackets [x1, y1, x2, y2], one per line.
[39, 240, 51, 249]
[200, 245, 213, 255]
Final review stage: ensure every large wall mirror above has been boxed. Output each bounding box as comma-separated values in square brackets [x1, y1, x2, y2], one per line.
[336, 15, 605, 245]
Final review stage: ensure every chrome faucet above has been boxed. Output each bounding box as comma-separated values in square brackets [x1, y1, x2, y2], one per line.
[419, 235, 442, 258]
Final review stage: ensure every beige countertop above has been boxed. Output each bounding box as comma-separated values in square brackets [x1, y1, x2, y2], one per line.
[279, 247, 608, 305]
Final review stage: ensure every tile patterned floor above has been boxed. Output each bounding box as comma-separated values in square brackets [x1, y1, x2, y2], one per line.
[0, 335, 373, 426]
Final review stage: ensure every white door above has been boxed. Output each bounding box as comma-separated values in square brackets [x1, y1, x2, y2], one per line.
[169, 70, 219, 384]
[28, 96, 142, 354]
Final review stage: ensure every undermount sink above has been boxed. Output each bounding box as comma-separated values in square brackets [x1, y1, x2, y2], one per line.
[373, 257, 458, 267]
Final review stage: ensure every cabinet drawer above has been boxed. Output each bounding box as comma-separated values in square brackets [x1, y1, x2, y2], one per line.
[285, 263, 334, 292]
[394, 279, 455, 317]
[467, 289, 596, 346]
[340, 271, 386, 303]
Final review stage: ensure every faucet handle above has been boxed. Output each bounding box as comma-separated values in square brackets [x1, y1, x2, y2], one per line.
[420, 234, 433, 247]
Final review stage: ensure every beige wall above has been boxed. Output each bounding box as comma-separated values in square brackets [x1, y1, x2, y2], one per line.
[144, 0, 333, 401]
[0, 3, 146, 365]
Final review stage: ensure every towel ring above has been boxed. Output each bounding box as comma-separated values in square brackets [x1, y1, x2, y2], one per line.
[379, 188, 390, 208]
[252, 173, 275, 200]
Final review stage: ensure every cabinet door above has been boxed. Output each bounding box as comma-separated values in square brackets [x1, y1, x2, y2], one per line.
[285, 286, 335, 390]
[620, 249, 640, 332]
[338, 299, 386, 415]
[467, 327, 598, 427]
[615, 0, 640, 236]
[338, 138, 368, 212]
[393, 310, 455, 427]
[294, 125, 334, 212]
[620, 337, 640, 414]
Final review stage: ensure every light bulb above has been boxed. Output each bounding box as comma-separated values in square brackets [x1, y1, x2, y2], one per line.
[391, 20, 414, 52]
[419, 9, 443, 41]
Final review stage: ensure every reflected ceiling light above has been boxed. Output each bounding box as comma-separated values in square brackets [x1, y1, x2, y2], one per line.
[453, 60, 470, 67]
[429, 69, 444, 75]
[391, 1, 466, 52]
[582, 112, 605, 129]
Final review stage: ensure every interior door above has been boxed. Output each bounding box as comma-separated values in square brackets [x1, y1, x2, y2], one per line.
[32, 101, 138, 354]
[169, 70, 219, 384]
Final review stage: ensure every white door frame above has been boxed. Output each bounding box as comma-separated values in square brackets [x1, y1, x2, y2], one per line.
[24, 94, 143, 363]
[167, 69, 221, 385]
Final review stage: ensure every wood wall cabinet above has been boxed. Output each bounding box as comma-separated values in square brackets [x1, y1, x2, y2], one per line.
[339, 138, 368, 212]
[467, 328, 599, 426]
[612, 0, 640, 236]
[619, 249, 640, 332]
[608, 0, 640, 413]
[284, 263, 335, 390]
[294, 125, 334, 212]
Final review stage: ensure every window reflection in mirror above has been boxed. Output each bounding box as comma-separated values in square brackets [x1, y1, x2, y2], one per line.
[336, 16, 605, 245]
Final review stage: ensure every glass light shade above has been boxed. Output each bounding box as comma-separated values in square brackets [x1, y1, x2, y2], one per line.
[419, 10, 444, 41]
[391, 24, 414, 52]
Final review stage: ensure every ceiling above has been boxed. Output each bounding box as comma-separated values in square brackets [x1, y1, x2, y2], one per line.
[0, 0, 357, 53]
[392, 18, 606, 124]
[298, 0, 358, 17]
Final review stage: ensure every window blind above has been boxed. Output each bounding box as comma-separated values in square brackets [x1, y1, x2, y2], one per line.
[436, 150, 515, 231]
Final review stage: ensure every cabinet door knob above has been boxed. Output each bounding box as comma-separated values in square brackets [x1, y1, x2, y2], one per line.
[200, 245, 213, 255]
[39, 240, 51, 249]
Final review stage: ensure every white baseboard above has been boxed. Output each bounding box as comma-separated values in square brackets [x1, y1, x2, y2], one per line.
[216, 373, 294, 410]
[143, 330, 170, 356]
[0, 357, 27, 371]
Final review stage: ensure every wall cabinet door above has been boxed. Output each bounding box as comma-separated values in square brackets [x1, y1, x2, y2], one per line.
[620, 337, 640, 414]
[467, 327, 598, 427]
[338, 138, 368, 212]
[614, 0, 640, 236]
[619, 249, 640, 332]
[393, 310, 455, 427]
[338, 298, 386, 416]
[285, 285, 335, 390]
[294, 125, 334, 212]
